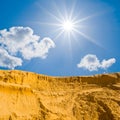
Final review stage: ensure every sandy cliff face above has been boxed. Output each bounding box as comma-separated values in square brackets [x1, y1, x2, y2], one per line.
[0, 70, 120, 120]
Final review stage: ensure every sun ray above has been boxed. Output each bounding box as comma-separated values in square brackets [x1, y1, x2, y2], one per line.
[54, 30, 64, 40]
[39, 5, 62, 23]
[52, 1, 65, 21]
[74, 10, 110, 24]
[69, 0, 77, 20]
[67, 33, 73, 59]
[73, 28, 103, 48]
[46, 11, 62, 23]
[33, 22, 60, 26]
[75, 15, 95, 24]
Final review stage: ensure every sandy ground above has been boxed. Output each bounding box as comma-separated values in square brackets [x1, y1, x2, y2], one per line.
[0, 70, 120, 120]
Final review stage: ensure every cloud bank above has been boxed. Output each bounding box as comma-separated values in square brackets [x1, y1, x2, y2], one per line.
[0, 26, 55, 69]
[77, 54, 116, 71]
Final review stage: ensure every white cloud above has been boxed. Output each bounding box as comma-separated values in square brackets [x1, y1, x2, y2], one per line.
[100, 58, 116, 69]
[0, 48, 22, 69]
[77, 54, 100, 71]
[0, 26, 55, 69]
[21, 37, 55, 60]
[77, 54, 116, 71]
[0, 27, 40, 54]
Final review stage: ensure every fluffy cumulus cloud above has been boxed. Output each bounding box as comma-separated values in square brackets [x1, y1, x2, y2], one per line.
[100, 58, 116, 69]
[0, 26, 55, 69]
[0, 48, 22, 69]
[21, 37, 55, 60]
[77, 54, 116, 71]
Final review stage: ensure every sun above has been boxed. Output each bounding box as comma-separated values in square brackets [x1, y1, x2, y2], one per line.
[62, 20, 74, 32]
[37, 2, 100, 46]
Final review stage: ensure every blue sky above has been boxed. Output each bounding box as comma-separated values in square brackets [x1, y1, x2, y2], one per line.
[0, 0, 120, 76]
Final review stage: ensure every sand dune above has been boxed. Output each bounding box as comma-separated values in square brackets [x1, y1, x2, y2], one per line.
[0, 70, 120, 120]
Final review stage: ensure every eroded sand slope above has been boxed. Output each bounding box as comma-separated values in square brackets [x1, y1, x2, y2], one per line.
[0, 70, 120, 120]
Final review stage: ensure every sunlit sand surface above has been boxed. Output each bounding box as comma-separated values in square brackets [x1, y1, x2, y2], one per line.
[0, 70, 120, 120]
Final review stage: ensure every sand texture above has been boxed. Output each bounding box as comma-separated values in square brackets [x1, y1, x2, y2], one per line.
[0, 70, 120, 120]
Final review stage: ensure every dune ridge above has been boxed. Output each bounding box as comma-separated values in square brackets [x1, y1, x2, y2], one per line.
[0, 70, 120, 120]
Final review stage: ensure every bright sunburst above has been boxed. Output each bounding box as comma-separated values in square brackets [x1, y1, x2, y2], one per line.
[37, 2, 102, 47]
[62, 20, 74, 32]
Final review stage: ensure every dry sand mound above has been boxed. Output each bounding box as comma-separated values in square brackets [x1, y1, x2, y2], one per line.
[0, 70, 120, 120]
